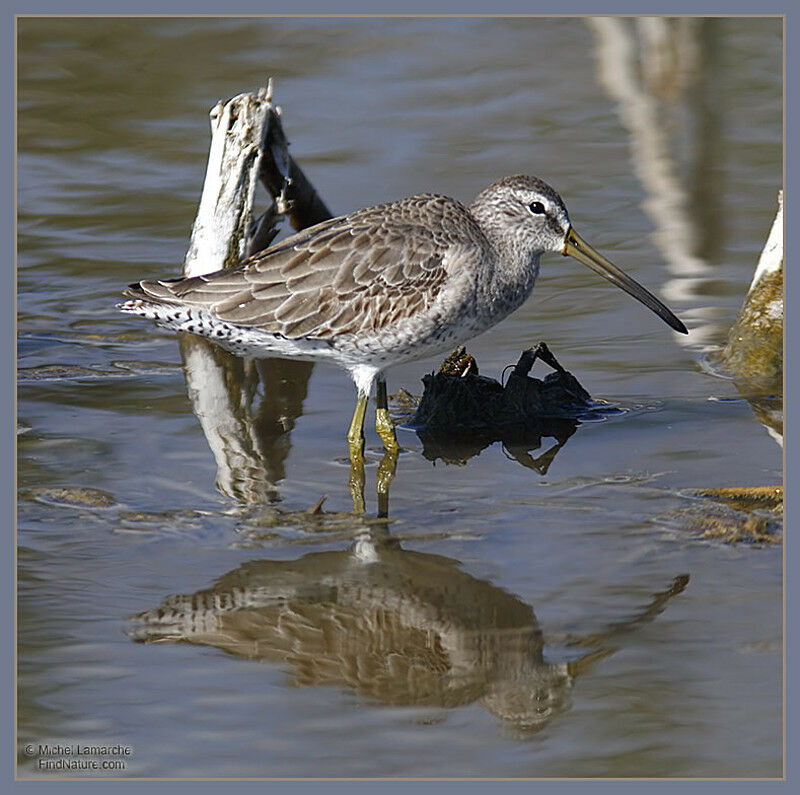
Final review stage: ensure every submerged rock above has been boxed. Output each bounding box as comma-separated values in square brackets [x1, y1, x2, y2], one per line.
[719, 190, 783, 444]
[721, 264, 783, 395]
[666, 486, 783, 545]
[23, 486, 117, 509]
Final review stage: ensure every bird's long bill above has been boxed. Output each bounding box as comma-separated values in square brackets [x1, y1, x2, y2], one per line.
[562, 227, 688, 334]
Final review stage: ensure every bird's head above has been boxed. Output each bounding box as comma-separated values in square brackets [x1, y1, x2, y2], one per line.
[471, 175, 688, 334]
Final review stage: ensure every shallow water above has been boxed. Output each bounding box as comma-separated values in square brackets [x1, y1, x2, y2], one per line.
[17, 17, 782, 778]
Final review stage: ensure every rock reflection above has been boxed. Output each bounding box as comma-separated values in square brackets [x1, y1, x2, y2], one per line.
[131, 535, 687, 735]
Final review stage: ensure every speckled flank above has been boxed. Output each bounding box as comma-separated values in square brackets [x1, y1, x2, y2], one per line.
[117, 298, 340, 361]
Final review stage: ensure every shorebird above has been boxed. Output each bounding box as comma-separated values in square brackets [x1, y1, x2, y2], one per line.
[118, 174, 687, 461]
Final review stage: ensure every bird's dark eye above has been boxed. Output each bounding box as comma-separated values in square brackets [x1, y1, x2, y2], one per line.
[528, 201, 545, 215]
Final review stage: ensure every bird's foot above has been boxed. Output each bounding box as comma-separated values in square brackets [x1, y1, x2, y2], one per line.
[375, 408, 400, 454]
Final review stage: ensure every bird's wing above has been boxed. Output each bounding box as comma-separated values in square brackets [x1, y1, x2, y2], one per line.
[124, 195, 479, 340]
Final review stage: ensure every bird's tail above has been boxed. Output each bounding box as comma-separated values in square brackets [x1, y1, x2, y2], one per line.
[117, 278, 188, 317]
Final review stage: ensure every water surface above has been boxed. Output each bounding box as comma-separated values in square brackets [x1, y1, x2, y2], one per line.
[17, 16, 782, 778]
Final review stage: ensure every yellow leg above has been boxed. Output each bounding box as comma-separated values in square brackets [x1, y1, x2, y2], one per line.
[347, 391, 368, 463]
[375, 409, 399, 454]
[375, 377, 400, 454]
[347, 392, 368, 514]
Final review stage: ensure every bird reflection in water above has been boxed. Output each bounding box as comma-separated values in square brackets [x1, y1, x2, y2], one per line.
[131, 532, 687, 736]
[157, 332, 687, 734]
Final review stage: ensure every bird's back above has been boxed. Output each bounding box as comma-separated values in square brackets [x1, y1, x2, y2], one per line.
[120, 192, 490, 346]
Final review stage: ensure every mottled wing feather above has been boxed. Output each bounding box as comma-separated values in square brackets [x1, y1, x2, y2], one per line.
[126, 194, 480, 341]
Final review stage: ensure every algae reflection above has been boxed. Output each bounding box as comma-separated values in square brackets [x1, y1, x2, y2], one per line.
[131, 531, 687, 736]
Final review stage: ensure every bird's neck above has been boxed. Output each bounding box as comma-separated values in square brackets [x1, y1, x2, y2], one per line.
[468, 199, 543, 321]
[480, 250, 541, 322]
[475, 236, 541, 321]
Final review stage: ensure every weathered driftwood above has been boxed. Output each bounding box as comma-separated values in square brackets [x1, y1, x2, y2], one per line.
[257, 104, 332, 237]
[183, 80, 332, 280]
[178, 80, 329, 504]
